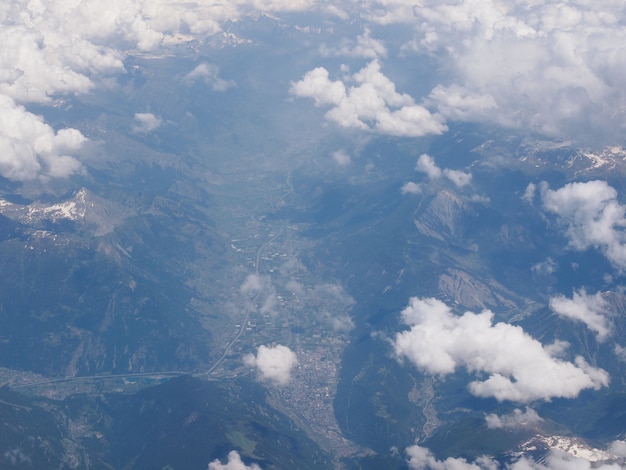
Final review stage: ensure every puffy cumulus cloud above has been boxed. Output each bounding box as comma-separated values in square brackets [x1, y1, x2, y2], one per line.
[243, 344, 298, 386]
[0, 96, 84, 181]
[401, 181, 421, 195]
[320, 28, 387, 59]
[549, 289, 612, 341]
[183, 63, 236, 92]
[540, 180, 626, 270]
[398, 0, 626, 144]
[208, 450, 261, 470]
[485, 407, 543, 429]
[393, 297, 609, 402]
[407, 445, 626, 470]
[416, 154, 472, 188]
[132, 113, 162, 134]
[406, 445, 497, 470]
[416, 154, 442, 179]
[289, 61, 447, 138]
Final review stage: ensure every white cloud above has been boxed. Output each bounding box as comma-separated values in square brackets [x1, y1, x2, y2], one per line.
[0, 96, 84, 181]
[332, 149, 351, 166]
[290, 61, 447, 138]
[183, 63, 235, 91]
[407, 444, 626, 470]
[485, 407, 543, 429]
[406, 445, 497, 470]
[325, 312, 354, 333]
[610, 441, 626, 458]
[393, 297, 609, 402]
[444, 168, 472, 188]
[549, 289, 611, 341]
[320, 28, 387, 59]
[240, 273, 278, 316]
[540, 180, 626, 270]
[208, 451, 261, 470]
[401, 182, 421, 195]
[531, 258, 558, 276]
[416, 154, 472, 188]
[615, 345, 626, 362]
[400, 1, 626, 144]
[132, 113, 162, 133]
[244, 344, 298, 386]
[416, 154, 442, 179]
[522, 183, 536, 204]
[510, 451, 626, 470]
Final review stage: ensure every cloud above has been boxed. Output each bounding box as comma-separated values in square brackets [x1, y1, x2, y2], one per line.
[332, 149, 351, 166]
[208, 451, 261, 470]
[615, 345, 626, 362]
[485, 407, 543, 429]
[407, 444, 626, 470]
[416, 154, 442, 179]
[510, 451, 625, 470]
[610, 441, 626, 458]
[244, 344, 298, 386]
[549, 289, 611, 341]
[416, 154, 472, 188]
[393, 297, 609, 402]
[183, 63, 235, 91]
[132, 113, 162, 133]
[540, 180, 626, 270]
[240, 273, 278, 316]
[522, 183, 536, 204]
[320, 28, 387, 59]
[406, 445, 497, 470]
[325, 312, 354, 333]
[289, 61, 447, 138]
[240, 273, 265, 294]
[401, 182, 421, 195]
[531, 258, 558, 276]
[400, 1, 626, 145]
[0, 96, 84, 181]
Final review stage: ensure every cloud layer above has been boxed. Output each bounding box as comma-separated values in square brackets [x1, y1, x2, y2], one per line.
[404, 0, 626, 144]
[244, 344, 298, 386]
[393, 297, 609, 402]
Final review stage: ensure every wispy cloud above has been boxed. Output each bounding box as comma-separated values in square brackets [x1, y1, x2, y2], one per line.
[183, 63, 235, 91]
[485, 407, 543, 429]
